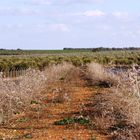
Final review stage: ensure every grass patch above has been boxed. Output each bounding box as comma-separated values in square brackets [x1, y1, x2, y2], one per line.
[30, 100, 39, 105]
[17, 117, 29, 123]
[54, 117, 90, 125]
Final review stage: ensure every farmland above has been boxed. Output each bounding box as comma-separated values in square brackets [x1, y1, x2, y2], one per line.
[0, 49, 140, 71]
[0, 49, 140, 139]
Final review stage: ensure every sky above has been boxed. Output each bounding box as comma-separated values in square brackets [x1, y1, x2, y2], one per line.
[0, 0, 140, 50]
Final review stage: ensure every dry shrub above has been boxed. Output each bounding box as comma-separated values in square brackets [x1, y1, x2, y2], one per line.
[44, 63, 81, 103]
[63, 67, 82, 85]
[45, 62, 82, 86]
[0, 69, 47, 123]
[0, 63, 77, 124]
[86, 62, 118, 87]
[84, 65, 140, 139]
[111, 126, 140, 140]
[83, 92, 140, 139]
[44, 63, 75, 84]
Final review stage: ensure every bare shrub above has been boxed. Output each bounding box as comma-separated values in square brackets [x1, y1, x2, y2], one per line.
[63, 66, 82, 85]
[0, 69, 47, 123]
[0, 63, 77, 124]
[44, 63, 81, 103]
[118, 65, 140, 98]
[84, 65, 140, 139]
[44, 63, 75, 84]
[83, 91, 140, 139]
[86, 62, 118, 87]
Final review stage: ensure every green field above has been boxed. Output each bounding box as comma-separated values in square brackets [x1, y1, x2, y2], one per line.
[0, 49, 91, 55]
[0, 49, 140, 71]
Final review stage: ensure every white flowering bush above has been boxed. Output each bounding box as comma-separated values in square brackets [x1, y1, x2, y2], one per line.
[0, 69, 47, 123]
[0, 63, 74, 124]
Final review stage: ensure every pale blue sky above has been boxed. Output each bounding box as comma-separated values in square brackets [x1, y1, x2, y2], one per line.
[0, 0, 140, 49]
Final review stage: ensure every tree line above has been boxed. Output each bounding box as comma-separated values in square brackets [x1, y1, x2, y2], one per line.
[63, 47, 140, 52]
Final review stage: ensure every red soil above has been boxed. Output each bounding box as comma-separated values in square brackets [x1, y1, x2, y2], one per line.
[0, 76, 109, 140]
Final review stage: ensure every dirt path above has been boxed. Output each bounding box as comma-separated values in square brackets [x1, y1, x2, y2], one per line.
[0, 69, 109, 140]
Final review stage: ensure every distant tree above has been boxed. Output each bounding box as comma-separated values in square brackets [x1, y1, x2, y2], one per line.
[17, 48, 22, 51]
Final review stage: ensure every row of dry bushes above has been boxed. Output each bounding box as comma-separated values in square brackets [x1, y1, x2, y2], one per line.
[85, 62, 140, 140]
[0, 63, 76, 124]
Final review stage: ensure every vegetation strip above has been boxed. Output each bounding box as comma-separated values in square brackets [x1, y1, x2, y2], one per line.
[54, 117, 90, 125]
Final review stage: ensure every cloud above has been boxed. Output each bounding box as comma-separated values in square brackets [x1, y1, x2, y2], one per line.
[28, 0, 104, 5]
[111, 11, 133, 23]
[16, 8, 39, 15]
[0, 23, 25, 32]
[112, 12, 129, 19]
[56, 0, 104, 4]
[83, 10, 106, 17]
[29, 23, 70, 32]
[48, 24, 70, 32]
[0, 7, 40, 15]
[95, 24, 111, 30]
[0, 7, 39, 15]
[72, 10, 106, 17]
[0, 23, 70, 33]
[0, 7, 13, 15]
[30, 0, 52, 5]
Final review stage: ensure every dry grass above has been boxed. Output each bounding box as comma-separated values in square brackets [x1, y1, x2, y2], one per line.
[0, 69, 47, 123]
[44, 62, 82, 86]
[0, 63, 76, 124]
[44, 63, 74, 84]
[45, 63, 82, 104]
[84, 63, 140, 140]
[86, 62, 118, 87]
